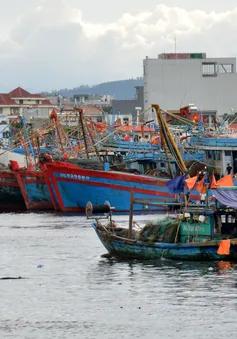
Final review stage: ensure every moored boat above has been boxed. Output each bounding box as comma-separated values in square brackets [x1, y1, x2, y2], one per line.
[89, 200, 237, 261]
[45, 160, 202, 213]
[10, 161, 54, 211]
[0, 169, 25, 212]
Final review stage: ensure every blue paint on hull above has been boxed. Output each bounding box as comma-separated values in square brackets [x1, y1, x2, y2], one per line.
[93, 224, 237, 261]
[24, 182, 52, 203]
[56, 180, 180, 212]
[53, 170, 201, 212]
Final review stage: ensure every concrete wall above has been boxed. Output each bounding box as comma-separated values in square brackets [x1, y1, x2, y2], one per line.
[0, 107, 11, 115]
[144, 57, 237, 116]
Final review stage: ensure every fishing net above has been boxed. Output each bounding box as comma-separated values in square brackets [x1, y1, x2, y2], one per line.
[119, 229, 140, 240]
[139, 217, 179, 243]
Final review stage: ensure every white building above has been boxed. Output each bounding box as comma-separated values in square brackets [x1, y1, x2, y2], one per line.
[0, 87, 56, 117]
[143, 53, 237, 116]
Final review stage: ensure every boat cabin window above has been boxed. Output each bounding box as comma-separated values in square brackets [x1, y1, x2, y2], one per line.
[215, 214, 237, 235]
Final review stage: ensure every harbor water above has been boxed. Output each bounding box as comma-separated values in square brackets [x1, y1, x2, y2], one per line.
[0, 213, 237, 338]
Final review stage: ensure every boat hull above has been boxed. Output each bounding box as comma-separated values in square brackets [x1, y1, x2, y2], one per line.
[94, 225, 237, 261]
[0, 171, 25, 212]
[46, 162, 201, 213]
[14, 169, 54, 210]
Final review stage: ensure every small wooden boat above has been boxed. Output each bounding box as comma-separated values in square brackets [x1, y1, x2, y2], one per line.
[88, 196, 237, 261]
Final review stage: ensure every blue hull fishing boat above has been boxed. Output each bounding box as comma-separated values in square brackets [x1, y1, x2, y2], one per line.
[93, 224, 237, 261]
[10, 161, 53, 210]
[88, 197, 237, 261]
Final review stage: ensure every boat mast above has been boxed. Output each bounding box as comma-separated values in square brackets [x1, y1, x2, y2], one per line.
[78, 108, 89, 159]
[84, 118, 103, 162]
[152, 104, 188, 174]
[154, 109, 173, 177]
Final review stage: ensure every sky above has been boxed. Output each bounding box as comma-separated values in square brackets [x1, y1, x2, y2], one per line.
[1, 0, 237, 92]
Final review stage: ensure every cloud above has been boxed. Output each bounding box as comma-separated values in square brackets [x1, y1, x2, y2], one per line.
[0, 0, 237, 92]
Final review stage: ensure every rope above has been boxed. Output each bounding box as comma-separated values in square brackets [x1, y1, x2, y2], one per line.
[79, 106, 152, 155]
[0, 110, 78, 157]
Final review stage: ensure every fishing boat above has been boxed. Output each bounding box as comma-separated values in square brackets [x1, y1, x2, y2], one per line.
[0, 168, 25, 212]
[7, 109, 79, 211]
[44, 160, 185, 213]
[88, 195, 237, 261]
[44, 105, 203, 213]
[10, 160, 54, 210]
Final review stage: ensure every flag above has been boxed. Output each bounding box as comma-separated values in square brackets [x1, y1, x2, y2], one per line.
[210, 174, 217, 189]
[217, 239, 231, 255]
[185, 176, 198, 190]
[96, 122, 107, 132]
[166, 175, 186, 194]
[190, 113, 200, 123]
[195, 176, 206, 194]
[217, 174, 234, 187]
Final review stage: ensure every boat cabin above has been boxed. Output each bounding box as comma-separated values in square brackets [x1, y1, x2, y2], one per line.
[178, 209, 237, 243]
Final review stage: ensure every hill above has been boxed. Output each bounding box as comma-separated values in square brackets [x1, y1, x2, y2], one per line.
[43, 78, 144, 100]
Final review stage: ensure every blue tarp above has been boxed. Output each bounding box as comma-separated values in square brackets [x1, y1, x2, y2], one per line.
[167, 175, 186, 194]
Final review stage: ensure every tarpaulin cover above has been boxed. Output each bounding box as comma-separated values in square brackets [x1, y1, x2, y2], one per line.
[167, 175, 186, 194]
[211, 189, 237, 208]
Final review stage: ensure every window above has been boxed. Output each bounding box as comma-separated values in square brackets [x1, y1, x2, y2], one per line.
[123, 118, 129, 125]
[202, 62, 217, 77]
[19, 100, 23, 104]
[225, 151, 231, 156]
[3, 131, 10, 138]
[0, 108, 2, 114]
[97, 116, 103, 123]
[36, 100, 40, 104]
[10, 107, 19, 115]
[219, 64, 233, 74]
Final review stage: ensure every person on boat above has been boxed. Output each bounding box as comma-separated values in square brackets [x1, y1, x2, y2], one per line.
[226, 163, 232, 175]
[200, 193, 206, 205]
[123, 134, 130, 141]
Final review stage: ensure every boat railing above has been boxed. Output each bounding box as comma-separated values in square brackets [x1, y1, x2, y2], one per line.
[190, 136, 237, 147]
[86, 191, 213, 240]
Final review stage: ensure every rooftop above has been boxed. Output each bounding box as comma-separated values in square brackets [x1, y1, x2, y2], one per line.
[0, 87, 54, 107]
[9, 87, 43, 98]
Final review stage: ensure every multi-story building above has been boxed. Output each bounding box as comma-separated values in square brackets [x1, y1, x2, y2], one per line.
[112, 86, 144, 117]
[143, 53, 237, 117]
[0, 87, 56, 117]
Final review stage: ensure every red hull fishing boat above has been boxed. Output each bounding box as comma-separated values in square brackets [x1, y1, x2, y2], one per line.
[43, 105, 204, 214]
[10, 161, 54, 210]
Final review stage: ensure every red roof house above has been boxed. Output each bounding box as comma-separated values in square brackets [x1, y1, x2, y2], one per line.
[0, 87, 56, 117]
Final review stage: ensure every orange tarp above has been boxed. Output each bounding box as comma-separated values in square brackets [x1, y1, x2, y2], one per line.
[211, 174, 234, 188]
[217, 174, 234, 187]
[217, 239, 231, 255]
[210, 174, 217, 189]
[185, 176, 198, 190]
[195, 177, 206, 194]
